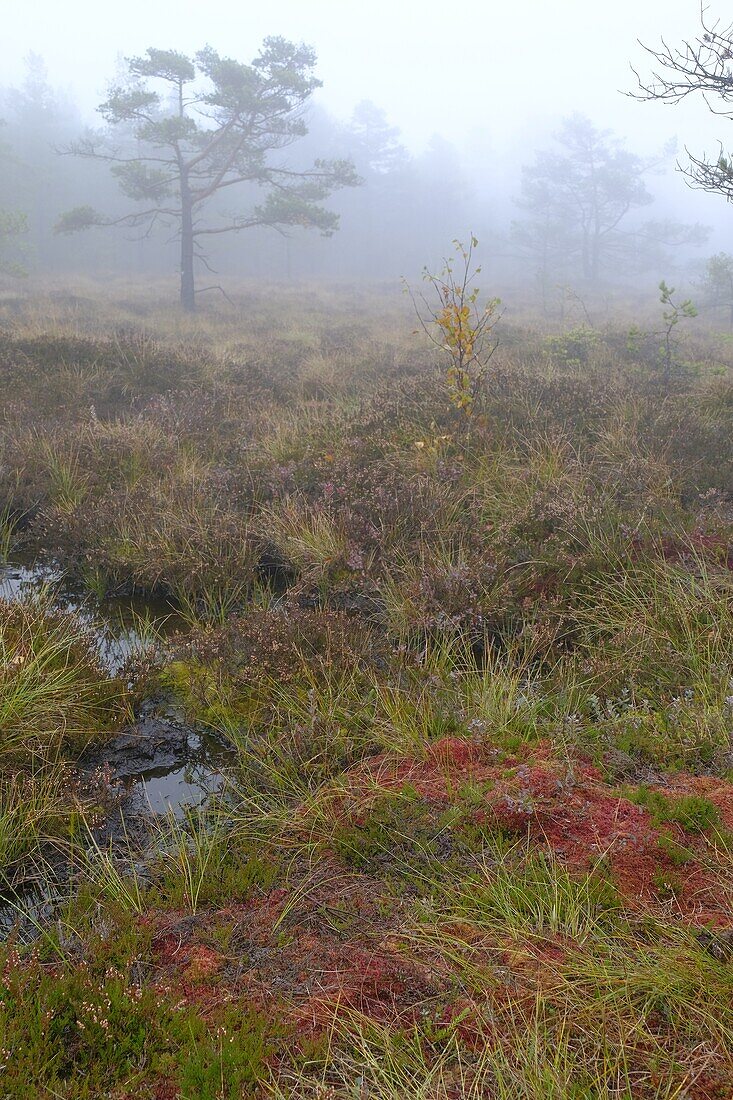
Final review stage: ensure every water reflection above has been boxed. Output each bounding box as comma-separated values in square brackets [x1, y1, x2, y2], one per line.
[0, 559, 185, 672]
[0, 557, 235, 939]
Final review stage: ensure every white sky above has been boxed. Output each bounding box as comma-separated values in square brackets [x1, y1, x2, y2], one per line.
[1, 0, 724, 158]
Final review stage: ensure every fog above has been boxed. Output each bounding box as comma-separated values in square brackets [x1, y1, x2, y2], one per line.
[2, 0, 732, 306]
[1, 0, 720, 153]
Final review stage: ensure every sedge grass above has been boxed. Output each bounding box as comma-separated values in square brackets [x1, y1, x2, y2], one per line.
[0, 595, 130, 758]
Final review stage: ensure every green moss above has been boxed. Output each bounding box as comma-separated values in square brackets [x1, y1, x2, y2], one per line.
[628, 786, 722, 833]
[330, 784, 438, 873]
[656, 831, 694, 866]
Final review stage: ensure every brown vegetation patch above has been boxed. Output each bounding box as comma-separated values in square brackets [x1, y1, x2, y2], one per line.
[146, 869, 446, 1035]
[333, 738, 733, 925]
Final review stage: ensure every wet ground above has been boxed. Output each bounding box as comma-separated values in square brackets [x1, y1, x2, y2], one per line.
[0, 558, 236, 937]
[0, 558, 185, 672]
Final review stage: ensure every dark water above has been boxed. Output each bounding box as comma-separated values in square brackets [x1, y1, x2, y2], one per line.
[0, 558, 235, 938]
[0, 559, 185, 673]
[0, 557, 232, 813]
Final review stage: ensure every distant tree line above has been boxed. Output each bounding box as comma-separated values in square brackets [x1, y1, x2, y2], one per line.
[0, 42, 720, 309]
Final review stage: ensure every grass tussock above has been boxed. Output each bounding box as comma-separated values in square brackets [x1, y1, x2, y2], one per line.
[0, 596, 129, 758]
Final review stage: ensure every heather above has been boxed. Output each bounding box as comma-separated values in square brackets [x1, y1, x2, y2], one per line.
[1, 281, 733, 1098]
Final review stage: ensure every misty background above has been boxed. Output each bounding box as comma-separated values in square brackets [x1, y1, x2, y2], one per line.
[1, 0, 731, 307]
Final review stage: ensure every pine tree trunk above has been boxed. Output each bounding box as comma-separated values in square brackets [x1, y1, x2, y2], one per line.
[180, 177, 195, 312]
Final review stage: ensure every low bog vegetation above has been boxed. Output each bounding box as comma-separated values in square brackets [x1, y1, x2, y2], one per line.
[1, 281, 733, 1097]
